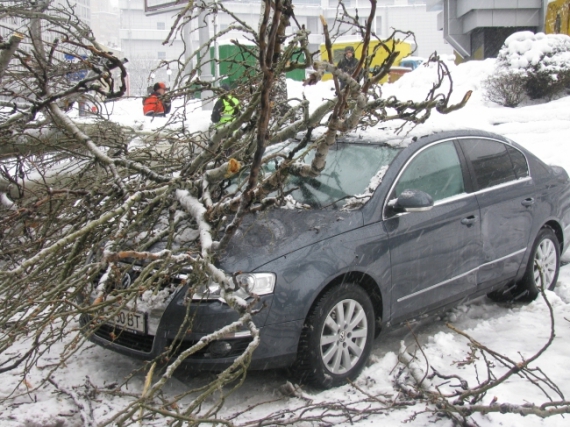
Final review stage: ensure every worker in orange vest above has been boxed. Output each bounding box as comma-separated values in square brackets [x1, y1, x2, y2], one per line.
[143, 82, 171, 117]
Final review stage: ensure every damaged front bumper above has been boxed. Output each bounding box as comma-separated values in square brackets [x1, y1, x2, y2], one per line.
[80, 284, 302, 371]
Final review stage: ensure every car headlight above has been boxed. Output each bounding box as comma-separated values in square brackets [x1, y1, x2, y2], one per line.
[234, 273, 276, 295]
[191, 273, 276, 301]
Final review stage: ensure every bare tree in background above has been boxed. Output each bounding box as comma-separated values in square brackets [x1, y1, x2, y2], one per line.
[0, 0, 474, 425]
[126, 55, 162, 97]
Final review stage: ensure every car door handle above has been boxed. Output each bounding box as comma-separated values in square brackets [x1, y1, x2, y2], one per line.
[461, 215, 477, 226]
[521, 197, 535, 207]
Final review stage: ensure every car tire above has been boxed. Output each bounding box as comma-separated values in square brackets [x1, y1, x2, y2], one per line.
[488, 227, 560, 302]
[517, 227, 560, 301]
[291, 283, 375, 389]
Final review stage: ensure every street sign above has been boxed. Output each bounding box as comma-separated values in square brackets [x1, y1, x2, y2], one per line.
[64, 53, 88, 81]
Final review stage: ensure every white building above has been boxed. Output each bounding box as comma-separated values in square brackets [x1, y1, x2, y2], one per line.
[91, 0, 120, 49]
[119, 0, 184, 61]
[0, 0, 91, 40]
[131, 0, 451, 61]
[118, 0, 186, 94]
[113, 1, 453, 94]
[70, 0, 91, 26]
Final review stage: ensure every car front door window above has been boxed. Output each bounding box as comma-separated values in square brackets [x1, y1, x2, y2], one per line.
[395, 140, 465, 202]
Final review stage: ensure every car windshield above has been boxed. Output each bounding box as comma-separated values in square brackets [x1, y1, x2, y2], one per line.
[230, 142, 401, 209]
[289, 143, 401, 208]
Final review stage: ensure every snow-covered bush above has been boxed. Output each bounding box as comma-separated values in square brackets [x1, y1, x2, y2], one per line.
[487, 31, 570, 104]
[483, 70, 527, 107]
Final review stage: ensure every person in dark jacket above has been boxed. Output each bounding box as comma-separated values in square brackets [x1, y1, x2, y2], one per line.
[143, 82, 171, 117]
[211, 84, 240, 127]
[336, 46, 359, 89]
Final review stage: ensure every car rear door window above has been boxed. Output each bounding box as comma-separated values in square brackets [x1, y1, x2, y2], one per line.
[459, 139, 522, 190]
[395, 140, 465, 202]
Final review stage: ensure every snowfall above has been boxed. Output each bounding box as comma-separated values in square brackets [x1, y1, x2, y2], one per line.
[2, 48, 570, 426]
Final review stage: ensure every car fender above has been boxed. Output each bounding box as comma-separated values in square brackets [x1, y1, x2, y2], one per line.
[258, 221, 392, 328]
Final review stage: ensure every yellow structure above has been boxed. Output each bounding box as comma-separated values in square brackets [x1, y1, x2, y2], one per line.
[319, 39, 412, 83]
[545, 0, 570, 35]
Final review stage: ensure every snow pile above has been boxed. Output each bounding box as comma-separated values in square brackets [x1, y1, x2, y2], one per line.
[0, 192, 15, 209]
[135, 287, 177, 312]
[280, 194, 311, 210]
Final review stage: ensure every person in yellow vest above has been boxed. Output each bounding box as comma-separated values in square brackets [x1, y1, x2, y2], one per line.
[211, 84, 240, 127]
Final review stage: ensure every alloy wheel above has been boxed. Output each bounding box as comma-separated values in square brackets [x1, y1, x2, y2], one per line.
[320, 299, 368, 374]
[533, 238, 557, 289]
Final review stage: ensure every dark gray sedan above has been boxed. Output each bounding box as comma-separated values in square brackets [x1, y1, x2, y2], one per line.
[84, 129, 570, 389]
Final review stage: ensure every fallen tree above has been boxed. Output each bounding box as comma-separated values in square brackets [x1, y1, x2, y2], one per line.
[0, 0, 475, 425]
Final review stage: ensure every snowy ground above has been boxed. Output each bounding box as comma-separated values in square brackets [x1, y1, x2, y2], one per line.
[2, 58, 570, 427]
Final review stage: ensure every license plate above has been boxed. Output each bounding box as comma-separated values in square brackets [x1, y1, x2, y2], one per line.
[107, 308, 146, 334]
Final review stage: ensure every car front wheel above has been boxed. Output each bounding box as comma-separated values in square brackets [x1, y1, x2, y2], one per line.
[292, 283, 375, 389]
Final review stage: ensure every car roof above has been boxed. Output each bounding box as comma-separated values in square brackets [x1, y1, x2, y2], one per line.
[338, 128, 514, 149]
[413, 128, 511, 146]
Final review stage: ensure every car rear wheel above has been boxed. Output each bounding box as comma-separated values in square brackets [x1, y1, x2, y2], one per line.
[292, 283, 375, 389]
[488, 227, 560, 302]
[518, 227, 560, 300]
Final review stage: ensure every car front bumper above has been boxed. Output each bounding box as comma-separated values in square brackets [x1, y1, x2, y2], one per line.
[80, 288, 303, 371]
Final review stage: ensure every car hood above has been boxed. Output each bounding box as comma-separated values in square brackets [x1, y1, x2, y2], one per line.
[219, 208, 364, 272]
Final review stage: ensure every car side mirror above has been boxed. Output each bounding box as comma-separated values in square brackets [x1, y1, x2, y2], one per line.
[389, 189, 434, 213]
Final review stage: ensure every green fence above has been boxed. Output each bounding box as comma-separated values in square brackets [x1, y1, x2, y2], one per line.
[210, 44, 306, 85]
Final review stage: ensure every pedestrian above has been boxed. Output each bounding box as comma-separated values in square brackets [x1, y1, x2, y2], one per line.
[143, 82, 171, 117]
[211, 84, 240, 127]
[336, 46, 359, 89]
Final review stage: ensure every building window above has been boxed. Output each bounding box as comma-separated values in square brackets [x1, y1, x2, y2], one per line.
[158, 51, 166, 59]
[157, 22, 165, 30]
[375, 17, 382, 37]
[307, 16, 318, 34]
